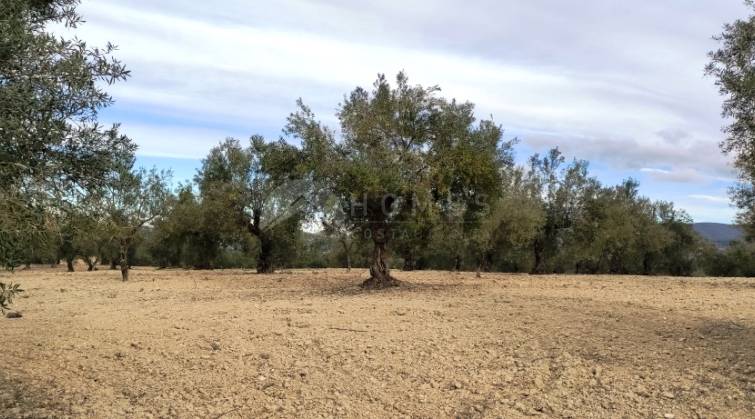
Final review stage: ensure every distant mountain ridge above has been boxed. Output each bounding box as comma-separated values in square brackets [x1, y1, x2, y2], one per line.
[692, 223, 744, 248]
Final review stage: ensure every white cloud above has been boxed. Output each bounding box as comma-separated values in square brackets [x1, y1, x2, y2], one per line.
[688, 194, 731, 205]
[640, 168, 708, 184]
[639, 167, 735, 185]
[115, 122, 246, 159]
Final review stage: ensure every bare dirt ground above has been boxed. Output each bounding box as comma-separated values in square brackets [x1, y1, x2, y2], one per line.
[2, 267, 755, 418]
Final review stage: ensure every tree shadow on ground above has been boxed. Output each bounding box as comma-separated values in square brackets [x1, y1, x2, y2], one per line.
[693, 319, 755, 388]
[0, 369, 73, 418]
[310, 278, 470, 298]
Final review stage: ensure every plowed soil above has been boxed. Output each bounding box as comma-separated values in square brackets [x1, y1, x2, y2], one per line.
[2, 267, 755, 418]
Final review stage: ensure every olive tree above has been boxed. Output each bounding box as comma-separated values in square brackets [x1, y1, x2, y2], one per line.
[707, 2, 755, 238]
[1, 0, 134, 307]
[196, 137, 308, 273]
[0, 0, 133, 220]
[99, 161, 171, 281]
[288, 73, 510, 288]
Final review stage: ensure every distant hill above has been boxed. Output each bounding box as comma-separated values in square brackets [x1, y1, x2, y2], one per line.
[692, 223, 744, 248]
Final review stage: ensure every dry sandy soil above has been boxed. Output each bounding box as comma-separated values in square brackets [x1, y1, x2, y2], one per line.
[2, 267, 755, 418]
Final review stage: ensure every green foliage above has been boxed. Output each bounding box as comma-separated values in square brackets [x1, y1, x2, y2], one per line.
[525, 150, 593, 273]
[97, 158, 172, 280]
[297, 232, 346, 269]
[704, 241, 755, 277]
[0, 0, 133, 187]
[0, 282, 23, 313]
[0, 0, 136, 285]
[475, 169, 544, 272]
[147, 186, 225, 269]
[432, 122, 515, 272]
[0, 1, 748, 282]
[0, 239, 25, 272]
[73, 215, 111, 271]
[707, 3, 755, 236]
[320, 196, 357, 270]
[195, 137, 308, 273]
[288, 72, 510, 286]
[406, 148, 707, 276]
[0, 188, 49, 271]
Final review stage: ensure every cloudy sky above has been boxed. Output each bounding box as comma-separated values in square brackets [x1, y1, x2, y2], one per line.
[75, 0, 750, 223]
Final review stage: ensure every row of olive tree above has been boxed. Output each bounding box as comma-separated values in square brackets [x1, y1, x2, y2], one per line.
[138, 74, 512, 288]
[128, 73, 712, 287]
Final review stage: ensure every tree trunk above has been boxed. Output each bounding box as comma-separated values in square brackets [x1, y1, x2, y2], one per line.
[453, 255, 462, 272]
[642, 253, 653, 276]
[362, 239, 400, 289]
[340, 239, 352, 272]
[119, 240, 130, 281]
[86, 257, 97, 272]
[66, 257, 75, 272]
[256, 234, 274, 274]
[484, 252, 493, 272]
[402, 252, 415, 271]
[531, 239, 545, 274]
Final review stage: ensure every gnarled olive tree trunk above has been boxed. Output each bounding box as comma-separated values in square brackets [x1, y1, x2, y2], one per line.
[119, 238, 130, 281]
[256, 233, 274, 274]
[247, 211, 275, 274]
[531, 237, 545, 274]
[339, 238, 352, 272]
[85, 256, 98, 272]
[453, 255, 462, 272]
[362, 226, 400, 289]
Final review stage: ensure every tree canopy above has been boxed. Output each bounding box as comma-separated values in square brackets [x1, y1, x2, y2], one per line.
[707, 1, 755, 238]
[286, 73, 511, 288]
[195, 137, 308, 273]
[0, 0, 136, 306]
